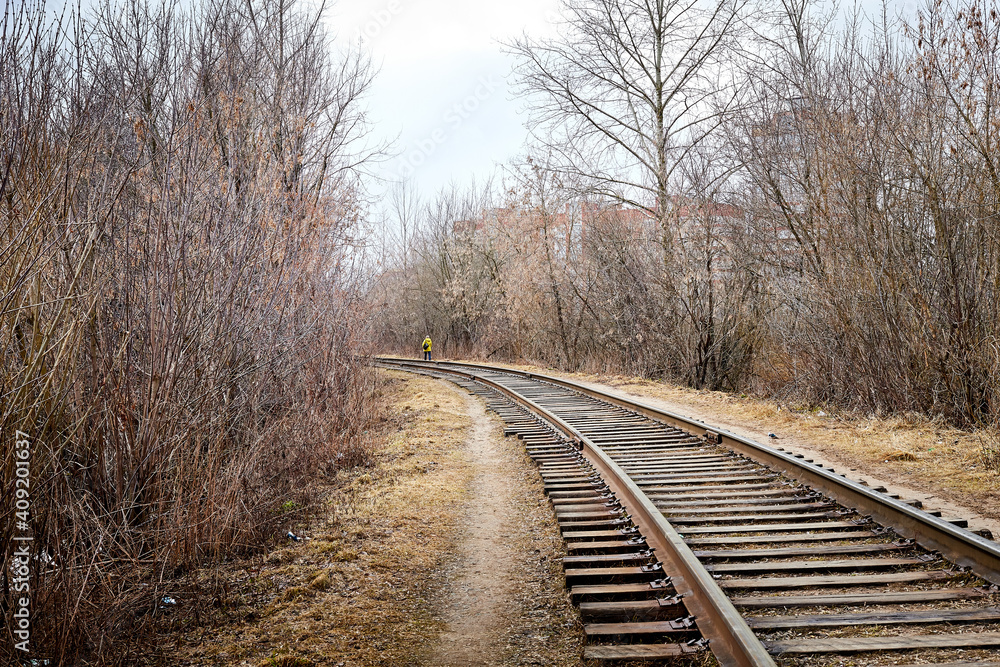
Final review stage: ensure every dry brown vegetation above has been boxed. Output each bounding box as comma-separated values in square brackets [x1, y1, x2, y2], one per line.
[1, 0, 382, 662]
[374, 0, 1000, 435]
[158, 373, 475, 666]
[157, 371, 584, 666]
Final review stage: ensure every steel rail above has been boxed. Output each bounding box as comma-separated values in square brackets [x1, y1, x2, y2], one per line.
[378, 357, 777, 667]
[408, 358, 1000, 587]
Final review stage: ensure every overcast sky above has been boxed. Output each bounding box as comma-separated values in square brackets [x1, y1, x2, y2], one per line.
[329, 0, 562, 202]
[328, 0, 924, 209]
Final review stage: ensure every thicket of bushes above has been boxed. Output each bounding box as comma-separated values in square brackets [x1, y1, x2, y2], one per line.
[1, 0, 381, 662]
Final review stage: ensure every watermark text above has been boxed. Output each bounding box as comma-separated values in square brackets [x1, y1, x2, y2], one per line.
[12, 429, 32, 653]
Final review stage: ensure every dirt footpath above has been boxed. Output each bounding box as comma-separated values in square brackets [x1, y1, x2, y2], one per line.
[428, 391, 583, 666]
[165, 371, 583, 666]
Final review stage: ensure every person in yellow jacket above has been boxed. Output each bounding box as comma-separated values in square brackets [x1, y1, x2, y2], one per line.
[422, 335, 432, 361]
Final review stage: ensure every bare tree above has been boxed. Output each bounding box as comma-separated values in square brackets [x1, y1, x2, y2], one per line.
[388, 180, 422, 271]
[505, 0, 762, 387]
[508, 0, 744, 234]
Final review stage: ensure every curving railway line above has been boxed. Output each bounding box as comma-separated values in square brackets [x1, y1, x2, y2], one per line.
[376, 357, 1000, 666]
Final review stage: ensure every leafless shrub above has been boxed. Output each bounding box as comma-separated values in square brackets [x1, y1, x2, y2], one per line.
[980, 434, 1000, 473]
[1, 0, 382, 662]
[731, 0, 1000, 426]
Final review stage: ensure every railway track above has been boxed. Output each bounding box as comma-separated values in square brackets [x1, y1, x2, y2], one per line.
[376, 357, 1000, 666]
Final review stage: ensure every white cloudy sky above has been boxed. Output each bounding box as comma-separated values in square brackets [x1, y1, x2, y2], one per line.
[329, 0, 563, 201]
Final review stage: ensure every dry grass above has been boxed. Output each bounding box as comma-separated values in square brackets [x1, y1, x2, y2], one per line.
[157, 373, 474, 665]
[155, 370, 587, 666]
[979, 433, 1000, 474]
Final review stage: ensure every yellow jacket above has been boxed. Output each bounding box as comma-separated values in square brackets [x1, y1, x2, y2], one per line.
[422, 337, 432, 352]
